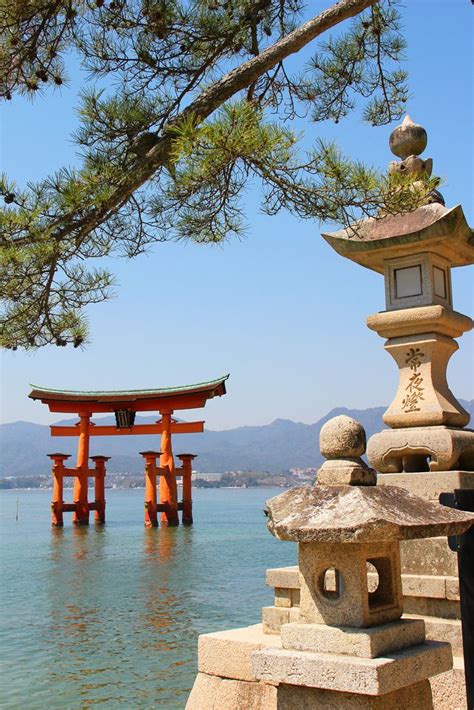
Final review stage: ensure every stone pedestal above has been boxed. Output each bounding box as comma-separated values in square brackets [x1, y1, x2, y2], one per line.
[261, 564, 467, 709]
[186, 415, 474, 709]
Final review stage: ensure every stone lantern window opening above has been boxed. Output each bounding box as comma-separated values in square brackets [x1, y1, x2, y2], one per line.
[319, 567, 343, 600]
[366, 554, 397, 614]
[366, 561, 380, 592]
[394, 264, 422, 298]
[384, 253, 452, 311]
[433, 265, 447, 299]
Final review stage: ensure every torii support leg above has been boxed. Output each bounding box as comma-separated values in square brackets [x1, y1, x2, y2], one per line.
[177, 454, 196, 526]
[159, 413, 179, 526]
[91, 455, 109, 524]
[140, 451, 160, 527]
[48, 453, 70, 527]
[73, 413, 91, 525]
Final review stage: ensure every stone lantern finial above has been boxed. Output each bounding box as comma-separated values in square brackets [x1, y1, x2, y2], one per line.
[317, 414, 376, 485]
[388, 115, 435, 186]
[389, 115, 427, 159]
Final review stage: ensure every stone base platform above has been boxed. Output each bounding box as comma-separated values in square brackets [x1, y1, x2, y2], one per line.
[196, 624, 282, 682]
[281, 618, 426, 658]
[186, 672, 276, 710]
[263, 565, 467, 708]
[252, 641, 452, 696]
[186, 673, 436, 710]
[186, 622, 453, 710]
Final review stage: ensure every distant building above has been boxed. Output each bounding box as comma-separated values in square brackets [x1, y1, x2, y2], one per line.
[193, 472, 223, 482]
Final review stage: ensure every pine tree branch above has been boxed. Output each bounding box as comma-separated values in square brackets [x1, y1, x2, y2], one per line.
[14, 0, 375, 249]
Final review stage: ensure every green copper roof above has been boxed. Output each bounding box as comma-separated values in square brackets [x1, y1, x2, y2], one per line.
[29, 375, 229, 406]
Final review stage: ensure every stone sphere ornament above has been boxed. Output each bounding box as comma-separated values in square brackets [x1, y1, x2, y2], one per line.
[389, 115, 427, 158]
[319, 415, 366, 459]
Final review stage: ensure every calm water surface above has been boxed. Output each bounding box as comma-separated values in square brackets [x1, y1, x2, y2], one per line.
[0, 488, 296, 709]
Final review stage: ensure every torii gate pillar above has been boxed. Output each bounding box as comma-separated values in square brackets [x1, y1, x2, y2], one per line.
[160, 412, 179, 526]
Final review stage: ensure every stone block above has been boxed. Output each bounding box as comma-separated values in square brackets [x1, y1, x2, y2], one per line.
[445, 577, 460, 601]
[281, 619, 425, 659]
[197, 624, 281, 682]
[317, 460, 376, 486]
[368, 424, 474, 473]
[406, 615, 464, 654]
[377, 471, 474, 501]
[400, 537, 458, 577]
[430, 655, 466, 710]
[402, 574, 446, 599]
[289, 588, 300, 606]
[262, 606, 299, 634]
[266, 566, 300, 589]
[275, 679, 433, 710]
[185, 672, 277, 710]
[376, 334, 471, 429]
[252, 641, 452, 696]
[275, 588, 292, 608]
[402, 596, 459, 620]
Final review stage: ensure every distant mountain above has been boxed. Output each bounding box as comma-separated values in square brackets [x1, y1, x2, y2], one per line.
[1, 401, 472, 476]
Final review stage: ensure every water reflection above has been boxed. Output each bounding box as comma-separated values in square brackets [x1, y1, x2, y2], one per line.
[141, 528, 182, 649]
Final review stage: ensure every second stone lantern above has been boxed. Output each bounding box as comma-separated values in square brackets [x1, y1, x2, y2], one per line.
[322, 116, 473, 474]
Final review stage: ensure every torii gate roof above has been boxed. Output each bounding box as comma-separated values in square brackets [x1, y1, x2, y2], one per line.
[29, 375, 229, 413]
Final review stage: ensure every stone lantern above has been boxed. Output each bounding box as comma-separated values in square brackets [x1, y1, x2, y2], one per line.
[322, 117, 473, 473]
[186, 416, 474, 710]
[251, 416, 474, 709]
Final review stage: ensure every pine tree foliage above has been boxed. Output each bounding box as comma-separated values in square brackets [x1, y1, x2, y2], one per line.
[1, 0, 437, 349]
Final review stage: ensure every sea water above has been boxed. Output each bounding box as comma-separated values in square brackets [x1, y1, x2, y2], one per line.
[0, 488, 296, 709]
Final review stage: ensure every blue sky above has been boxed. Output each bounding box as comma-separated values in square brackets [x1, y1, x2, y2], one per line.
[1, 0, 473, 429]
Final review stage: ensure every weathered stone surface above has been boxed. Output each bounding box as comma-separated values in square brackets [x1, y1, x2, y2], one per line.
[298, 540, 403, 628]
[266, 566, 299, 590]
[252, 641, 452, 695]
[400, 537, 458, 577]
[389, 116, 427, 159]
[430, 656, 466, 710]
[369, 426, 474, 473]
[445, 577, 460, 601]
[377, 471, 474, 502]
[320, 416, 366, 459]
[197, 624, 281, 682]
[186, 672, 277, 710]
[317, 460, 376, 486]
[399, 574, 447, 599]
[321, 203, 473, 275]
[276, 679, 433, 709]
[265, 484, 474, 543]
[262, 606, 299, 634]
[275, 588, 292, 608]
[281, 619, 425, 659]
[402, 597, 459, 620]
[406, 615, 463, 653]
[378, 333, 470, 429]
[366, 305, 472, 340]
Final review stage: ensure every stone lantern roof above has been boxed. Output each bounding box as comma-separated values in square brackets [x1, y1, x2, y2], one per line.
[321, 203, 473, 274]
[264, 483, 474, 544]
[321, 115, 473, 274]
[265, 414, 474, 544]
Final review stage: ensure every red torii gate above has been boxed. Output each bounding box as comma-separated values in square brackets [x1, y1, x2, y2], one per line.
[29, 375, 228, 528]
